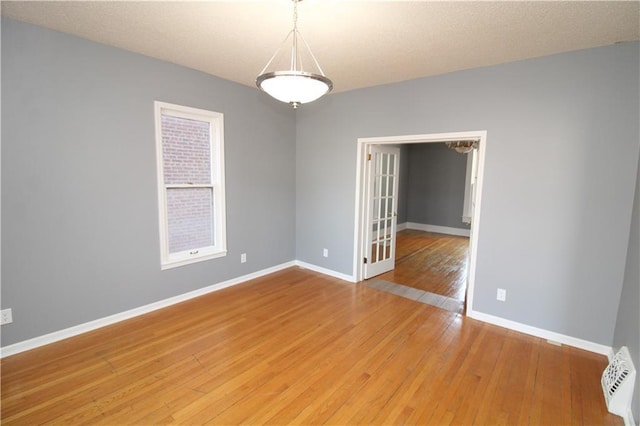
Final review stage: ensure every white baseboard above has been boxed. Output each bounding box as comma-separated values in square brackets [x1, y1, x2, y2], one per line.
[1, 260, 614, 364]
[397, 222, 408, 231]
[467, 309, 613, 357]
[0, 261, 296, 358]
[294, 260, 356, 283]
[405, 222, 471, 237]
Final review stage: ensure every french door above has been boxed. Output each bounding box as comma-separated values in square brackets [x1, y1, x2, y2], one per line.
[363, 145, 400, 279]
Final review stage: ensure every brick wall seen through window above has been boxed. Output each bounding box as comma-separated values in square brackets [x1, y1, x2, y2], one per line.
[161, 116, 214, 254]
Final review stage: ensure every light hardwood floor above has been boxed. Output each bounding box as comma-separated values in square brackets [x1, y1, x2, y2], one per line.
[1, 267, 620, 425]
[378, 230, 470, 300]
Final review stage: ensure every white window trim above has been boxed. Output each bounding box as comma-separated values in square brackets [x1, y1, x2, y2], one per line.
[154, 101, 227, 270]
[462, 148, 478, 224]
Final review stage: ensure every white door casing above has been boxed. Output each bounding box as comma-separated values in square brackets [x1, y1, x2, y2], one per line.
[353, 131, 487, 316]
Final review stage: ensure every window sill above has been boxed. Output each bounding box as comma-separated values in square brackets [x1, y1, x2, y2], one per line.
[161, 250, 227, 270]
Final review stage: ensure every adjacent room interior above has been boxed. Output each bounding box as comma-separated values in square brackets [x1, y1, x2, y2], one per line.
[1, 1, 639, 424]
[364, 141, 475, 315]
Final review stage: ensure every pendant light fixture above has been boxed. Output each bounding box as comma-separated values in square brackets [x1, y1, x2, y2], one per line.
[256, 0, 332, 108]
[445, 140, 479, 154]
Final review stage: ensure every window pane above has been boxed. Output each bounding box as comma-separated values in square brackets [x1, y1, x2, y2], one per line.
[166, 187, 214, 254]
[161, 114, 212, 185]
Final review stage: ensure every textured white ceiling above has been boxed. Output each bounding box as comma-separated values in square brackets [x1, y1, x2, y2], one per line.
[2, 1, 639, 93]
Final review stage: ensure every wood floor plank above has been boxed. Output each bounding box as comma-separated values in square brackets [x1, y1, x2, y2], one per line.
[378, 230, 469, 299]
[1, 267, 621, 425]
[320, 308, 443, 425]
[238, 295, 417, 424]
[472, 331, 538, 424]
[405, 317, 487, 424]
[414, 325, 494, 425]
[372, 311, 462, 424]
[569, 347, 621, 426]
[263, 299, 432, 424]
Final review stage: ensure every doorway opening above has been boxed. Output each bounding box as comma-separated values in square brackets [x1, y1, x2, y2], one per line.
[352, 131, 487, 315]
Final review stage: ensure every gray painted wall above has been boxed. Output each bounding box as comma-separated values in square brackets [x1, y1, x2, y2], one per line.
[613, 148, 640, 423]
[296, 42, 640, 345]
[1, 19, 296, 346]
[395, 144, 409, 225]
[405, 143, 469, 229]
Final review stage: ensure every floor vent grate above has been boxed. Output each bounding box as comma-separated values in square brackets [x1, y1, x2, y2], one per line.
[602, 346, 636, 424]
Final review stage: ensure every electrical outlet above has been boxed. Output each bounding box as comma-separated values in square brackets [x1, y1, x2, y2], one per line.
[496, 288, 506, 302]
[323, 248, 329, 258]
[1, 309, 13, 325]
[240, 253, 247, 264]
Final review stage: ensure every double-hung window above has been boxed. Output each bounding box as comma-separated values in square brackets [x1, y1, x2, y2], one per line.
[154, 101, 226, 269]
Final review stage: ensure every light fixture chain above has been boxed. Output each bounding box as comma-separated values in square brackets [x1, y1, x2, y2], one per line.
[291, 0, 298, 71]
[297, 30, 326, 76]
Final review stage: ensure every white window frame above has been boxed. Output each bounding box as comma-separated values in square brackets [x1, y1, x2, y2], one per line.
[154, 101, 227, 270]
[462, 148, 478, 224]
